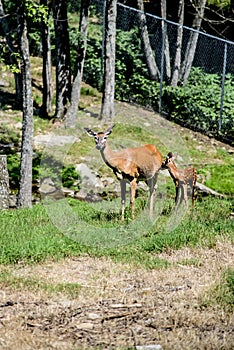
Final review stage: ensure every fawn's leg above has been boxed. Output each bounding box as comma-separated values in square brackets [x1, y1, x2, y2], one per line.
[183, 183, 189, 210]
[175, 184, 179, 204]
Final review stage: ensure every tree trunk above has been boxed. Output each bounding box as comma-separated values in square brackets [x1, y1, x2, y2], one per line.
[161, 0, 171, 82]
[52, 0, 71, 120]
[40, 0, 53, 118]
[0, 0, 22, 105]
[100, 0, 117, 121]
[65, 0, 90, 128]
[180, 0, 207, 85]
[0, 155, 9, 209]
[171, 0, 184, 87]
[137, 0, 160, 80]
[16, 4, 34, 208]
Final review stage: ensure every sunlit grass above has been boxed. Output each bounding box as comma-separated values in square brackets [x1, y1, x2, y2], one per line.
[0, 196, 233, 267]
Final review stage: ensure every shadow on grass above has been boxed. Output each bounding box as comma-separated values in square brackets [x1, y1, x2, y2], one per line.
[0, 88, 20, 110]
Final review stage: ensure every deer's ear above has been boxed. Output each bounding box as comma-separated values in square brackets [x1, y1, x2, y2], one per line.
[84, 128, 96, 137]
[105, 124, 115, 135]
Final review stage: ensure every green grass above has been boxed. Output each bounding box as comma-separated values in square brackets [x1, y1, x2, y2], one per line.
[0, 269, 81, 297]
[0, 196, 233, 267]
[201, 268, 234, 311]
[203, 164, 234, 194]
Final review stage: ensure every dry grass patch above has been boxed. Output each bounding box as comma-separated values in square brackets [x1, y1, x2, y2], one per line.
[0, 242, 233, 349]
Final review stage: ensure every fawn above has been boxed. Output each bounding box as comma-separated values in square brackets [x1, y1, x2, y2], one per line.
[161, 152, 196, 209]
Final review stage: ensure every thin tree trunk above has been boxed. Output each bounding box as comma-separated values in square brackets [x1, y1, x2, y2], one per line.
[100, 0, 117, 121]
[65, 0, 90, 128]
[52, 0, 71, 120]
[180, 0, 207, 85]
[40, 0, 53, 118]
[0, 155, 9, 209]
[137, 0, 159, 80]
[16, 4, 34, 208]
[161, 0, 171, 82]
[171, 0, 184, 87]
[0, 0, 22, 105]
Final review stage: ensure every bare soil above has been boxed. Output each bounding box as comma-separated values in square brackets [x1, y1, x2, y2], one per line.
[0, 241, 233, 350]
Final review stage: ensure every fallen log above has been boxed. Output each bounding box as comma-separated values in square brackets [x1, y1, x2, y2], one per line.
[196, 181, 227, 198]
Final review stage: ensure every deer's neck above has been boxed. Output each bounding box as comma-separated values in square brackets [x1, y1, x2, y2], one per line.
[168, 165, 181, 183]
[100, 142, 118, 170]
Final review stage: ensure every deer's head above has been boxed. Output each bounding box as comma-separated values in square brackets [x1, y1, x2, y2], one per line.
[84, 125, 115, 151]
[161, 152, 177, 169]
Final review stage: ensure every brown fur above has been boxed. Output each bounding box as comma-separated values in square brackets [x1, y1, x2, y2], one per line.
[85, 125, 162, 220]
[162, 152, 197, 209]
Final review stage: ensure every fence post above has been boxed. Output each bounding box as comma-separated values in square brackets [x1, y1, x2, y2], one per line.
[219, 42, 227, 132]
[0, 155, 10, 209]
[159, 19, 166, 114]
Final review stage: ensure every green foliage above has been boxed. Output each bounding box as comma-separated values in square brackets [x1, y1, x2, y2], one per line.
[162, 68, 234, 142]
[207, 0, 231, 9]
[62, 165, 80, 189]
[7, 153, 20, 190]
[34, 152, 81, 189]
[25, 0, 49, 24]
[84, 26, 233, 143]
[80, 21, 103, 89]
[7, 151, 80, 191]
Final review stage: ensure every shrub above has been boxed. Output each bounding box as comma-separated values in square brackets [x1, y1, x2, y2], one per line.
[162, 68, 234, 143]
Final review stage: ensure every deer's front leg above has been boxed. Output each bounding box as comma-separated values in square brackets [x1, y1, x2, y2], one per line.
[120, 180, 127, 221]
[130, 178, 137, 220]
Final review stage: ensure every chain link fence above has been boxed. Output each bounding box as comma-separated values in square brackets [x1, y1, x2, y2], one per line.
[89, 0, 234, 144]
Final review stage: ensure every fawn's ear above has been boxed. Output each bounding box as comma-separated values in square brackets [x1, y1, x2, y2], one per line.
[167, 151, 178, 161]
[105, 124, 115, 135]
[84, 128, 97, 137]
[167, 151, 173, 159]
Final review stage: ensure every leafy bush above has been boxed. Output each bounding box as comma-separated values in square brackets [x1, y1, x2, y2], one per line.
[7, 151, 80, 191]
[162, 68, 234, 142]
[83, 26, 234, 143]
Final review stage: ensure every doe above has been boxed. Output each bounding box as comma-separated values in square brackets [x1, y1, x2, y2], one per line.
[84, 125, 162, 220]
[161, 152, 197, 209]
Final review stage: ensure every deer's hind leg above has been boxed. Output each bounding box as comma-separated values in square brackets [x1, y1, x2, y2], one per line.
[130, 178, 137, 220]
[120, 180, 127, 221]
[148, 174, 158, 219]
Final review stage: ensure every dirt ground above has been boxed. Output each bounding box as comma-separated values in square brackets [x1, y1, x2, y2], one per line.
[0, 241, 233, 350]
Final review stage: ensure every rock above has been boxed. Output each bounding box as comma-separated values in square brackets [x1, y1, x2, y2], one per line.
[76, 322, 94, 330]
[62, 187, 75, 197]
[136, 345, 162, 350]
[76, 163, 104, 192]
[0, 79, 10, 87]
[74, 189, 101, 203]
[74, 189, 87, 201]
[9, 194, 17, 208]
[34, 134, 77, 147]
[39, 177, 64, 199]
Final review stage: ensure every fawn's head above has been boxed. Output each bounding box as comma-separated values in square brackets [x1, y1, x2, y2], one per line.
[161, 152, 177, 169]
[84, 125, 115, 151]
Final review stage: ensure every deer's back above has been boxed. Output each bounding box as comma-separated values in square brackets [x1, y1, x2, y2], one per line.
[111, 144, 162, 179]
